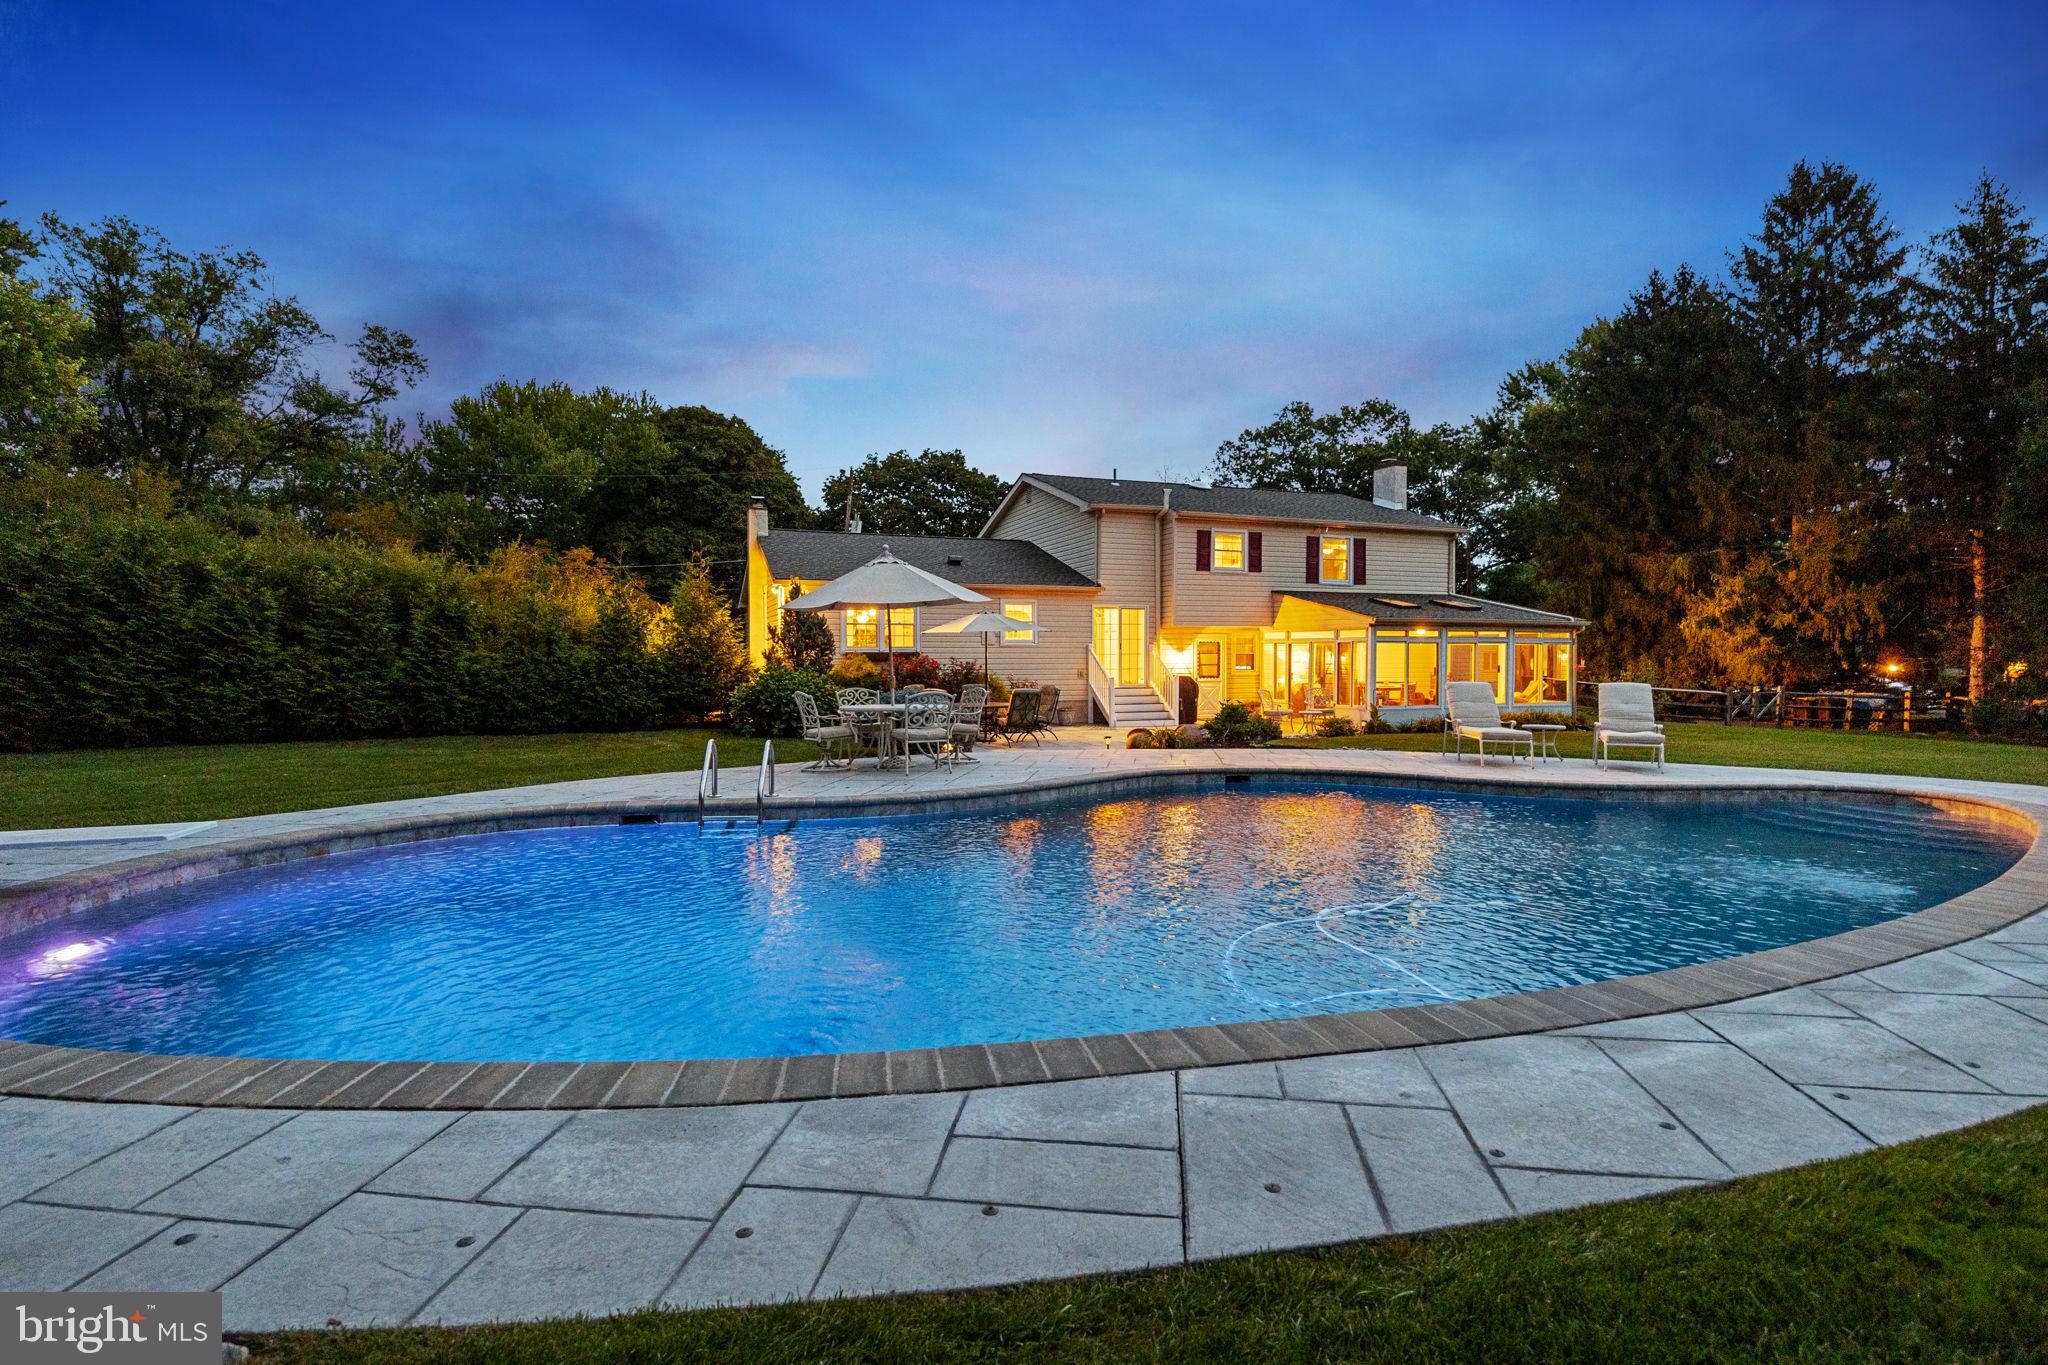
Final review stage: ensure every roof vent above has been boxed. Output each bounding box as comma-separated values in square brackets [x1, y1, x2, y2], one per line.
[946, 555, 965, 566]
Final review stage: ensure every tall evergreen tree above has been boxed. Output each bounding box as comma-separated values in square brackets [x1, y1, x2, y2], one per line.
[1904, 175, 2048, 699]
[1706, 160, 1911, 682]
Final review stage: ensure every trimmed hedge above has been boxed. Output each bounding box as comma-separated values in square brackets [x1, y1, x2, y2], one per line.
[0, 473, 749, 750]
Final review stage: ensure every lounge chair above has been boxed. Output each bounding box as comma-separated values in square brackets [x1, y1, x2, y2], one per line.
[1595, 682, 1666, 771]
[793, 691, 857, 770]
[1442, 681, 1534, 766]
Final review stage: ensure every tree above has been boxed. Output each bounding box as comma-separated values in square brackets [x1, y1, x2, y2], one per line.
[820, 448, 1004, 538]
[35, 213, 421, 497]
[407, 381, 650, 558]
[593, 403, 812, 591]
[1902, 175, 2048, 699]
[1209, 399, 1410, 497]
[0, 210, 93, 470]
[1705, 160, 1912, 683]
[769, 609, 837, 672]
[1496, 267, 1757, 678]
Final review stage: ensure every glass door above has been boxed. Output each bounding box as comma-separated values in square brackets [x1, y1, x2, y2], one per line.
[1092, 607, 1146, 685]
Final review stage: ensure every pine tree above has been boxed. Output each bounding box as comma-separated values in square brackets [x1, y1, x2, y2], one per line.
[1718, 160, 1912, 682]
[1906, 175, 2048, 699]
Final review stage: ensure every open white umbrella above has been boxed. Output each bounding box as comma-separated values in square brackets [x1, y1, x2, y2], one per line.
[926, 610, 1036, 691]
[783, 546, 989, 691]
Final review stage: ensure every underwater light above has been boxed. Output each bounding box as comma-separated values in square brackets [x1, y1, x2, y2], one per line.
[42, 941, 100, 964]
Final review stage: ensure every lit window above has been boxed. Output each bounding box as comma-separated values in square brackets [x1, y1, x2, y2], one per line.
[1002, 601, 1036, 642]
[1448, 639, 1507, 704]
[1514, 638, 1572, 704]
[1374, 635, 1441, 707]
[1319, 536, 1351, 584]
[887, 607, 916, 650]
[1196, 641, 1221, 679]
[1231, 644, 1256, 671]
[845, 607, 878, 650]
[1213, 532, 1246, 572]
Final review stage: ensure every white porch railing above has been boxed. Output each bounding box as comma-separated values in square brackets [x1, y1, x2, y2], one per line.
[1086, 647, 1114, 726]
[1151, 640, 1185, 723]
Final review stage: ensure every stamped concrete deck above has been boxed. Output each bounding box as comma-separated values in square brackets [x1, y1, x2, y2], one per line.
[1, 736, 2045, 1331]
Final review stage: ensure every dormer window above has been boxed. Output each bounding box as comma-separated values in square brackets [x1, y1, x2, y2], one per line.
[1319, 536, 1352, 585]
[1212, 531, 1247, 572]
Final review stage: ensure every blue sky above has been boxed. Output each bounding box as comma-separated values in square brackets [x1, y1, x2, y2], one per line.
[6, 2, 2046, 496]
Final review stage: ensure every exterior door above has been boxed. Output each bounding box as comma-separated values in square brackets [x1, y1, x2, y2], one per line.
[1092, 607, 1146, 685]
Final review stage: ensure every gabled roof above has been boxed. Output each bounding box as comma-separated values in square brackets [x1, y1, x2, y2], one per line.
[1011, 472, 1459, 532]
[1280, 589, 1586, 629]
[759, 530, 1096, 589]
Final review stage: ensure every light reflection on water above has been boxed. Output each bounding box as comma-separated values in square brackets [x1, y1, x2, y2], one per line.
[0, 783, 2026, 1062]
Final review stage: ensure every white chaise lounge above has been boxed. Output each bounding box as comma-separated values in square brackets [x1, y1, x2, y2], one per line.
[1596, 681, 1666, 771]
[1442, 680, 1535, 767]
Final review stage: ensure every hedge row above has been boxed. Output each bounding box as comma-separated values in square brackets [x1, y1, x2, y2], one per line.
[0, 475, 748, 751]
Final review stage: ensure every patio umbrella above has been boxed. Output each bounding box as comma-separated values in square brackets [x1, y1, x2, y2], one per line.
[783, 546, 988, 691]
[926, 610, 1036, 691]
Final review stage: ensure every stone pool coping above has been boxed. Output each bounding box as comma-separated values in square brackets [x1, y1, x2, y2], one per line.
[1, 761, 2043, 1111]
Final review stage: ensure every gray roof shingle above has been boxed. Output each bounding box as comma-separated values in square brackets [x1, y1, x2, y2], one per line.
[1023, 473, 1458, 531]
[1282, 589, 1585, 628]
[759, 530, 1095, 588]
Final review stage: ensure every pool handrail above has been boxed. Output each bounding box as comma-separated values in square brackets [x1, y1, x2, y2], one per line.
[698, 737, 718, 819]
[758, 739, 775, 820]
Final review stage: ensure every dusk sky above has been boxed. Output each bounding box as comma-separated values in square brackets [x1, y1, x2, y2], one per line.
[7, 1, 2046, 497]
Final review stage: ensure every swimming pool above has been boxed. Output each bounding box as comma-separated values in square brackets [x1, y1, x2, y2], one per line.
[0, 781, 2027, 1063]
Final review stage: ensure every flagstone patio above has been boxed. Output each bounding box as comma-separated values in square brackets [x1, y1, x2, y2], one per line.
[0, 738, 2044, 1331]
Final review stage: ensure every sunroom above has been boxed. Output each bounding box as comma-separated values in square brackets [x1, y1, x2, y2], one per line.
[1259, 591, 1585, 725]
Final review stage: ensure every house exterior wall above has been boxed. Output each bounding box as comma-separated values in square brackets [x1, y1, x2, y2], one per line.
[1166, 517, 1460, 628]
[984, 483, 1097, 578]
[1093, 509, 1163, 665]
[765, 578, 1096, 722]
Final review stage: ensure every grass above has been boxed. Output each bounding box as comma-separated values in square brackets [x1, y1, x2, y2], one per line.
[1280, 721, 2048, 787]
[10, 721, 2047, 1359]
[0, 730, 814, 830]
[246, 1102, 2048, 1363]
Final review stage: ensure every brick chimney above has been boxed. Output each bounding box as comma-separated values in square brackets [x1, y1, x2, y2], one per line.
[1372, 463, 1408, 510]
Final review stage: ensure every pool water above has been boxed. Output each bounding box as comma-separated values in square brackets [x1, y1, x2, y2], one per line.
[0, 783, 2027, 1062]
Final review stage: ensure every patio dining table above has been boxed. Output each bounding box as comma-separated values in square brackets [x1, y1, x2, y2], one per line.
[836, 701, 919, 771]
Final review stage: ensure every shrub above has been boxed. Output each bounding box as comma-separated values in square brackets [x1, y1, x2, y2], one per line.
[768, 610, 837, 673]
[0, 470, 750, 750]
[1126, 726, 1192, 749]
[828, 654, 882, 689]
[889, 652, 942, 687]
[1317, 714, 1359, 738]
[934, 657, 1012, 701]
[725, 664, 836, 738]
[1503, 709, 1590, 731]
[1204, 701, 1280, 747]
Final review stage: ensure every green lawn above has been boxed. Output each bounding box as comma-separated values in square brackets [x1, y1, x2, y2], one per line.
[1280, 721, 2048, 786]
[247, 1101, 2048, 1363]
[0, 730, 813, 830]
[6, 723, 2045, 1360]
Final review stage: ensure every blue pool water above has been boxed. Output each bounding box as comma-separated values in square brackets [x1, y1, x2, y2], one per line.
[0, 783, 2027, 1062]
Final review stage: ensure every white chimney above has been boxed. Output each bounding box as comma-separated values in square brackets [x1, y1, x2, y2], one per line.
[745, 494, 770, 547]
[1372, 463, 1408, 510]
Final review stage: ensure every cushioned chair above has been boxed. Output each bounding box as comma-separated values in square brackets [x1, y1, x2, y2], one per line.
[793, 691, 857, 770]
[1442, 681, 1534, 767]
[1596, 682, 1666, 771]
[897, 694, 956, 769]
[950, 684, 989, 760]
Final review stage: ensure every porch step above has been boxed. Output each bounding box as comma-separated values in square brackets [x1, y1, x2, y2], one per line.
[1110, 685, 1176, 726]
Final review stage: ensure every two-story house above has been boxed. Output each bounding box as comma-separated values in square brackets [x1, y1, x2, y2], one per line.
[744, 467, 1582, 727]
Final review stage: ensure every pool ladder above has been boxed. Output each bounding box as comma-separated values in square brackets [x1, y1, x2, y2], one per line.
[696, 737, 776, 825]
